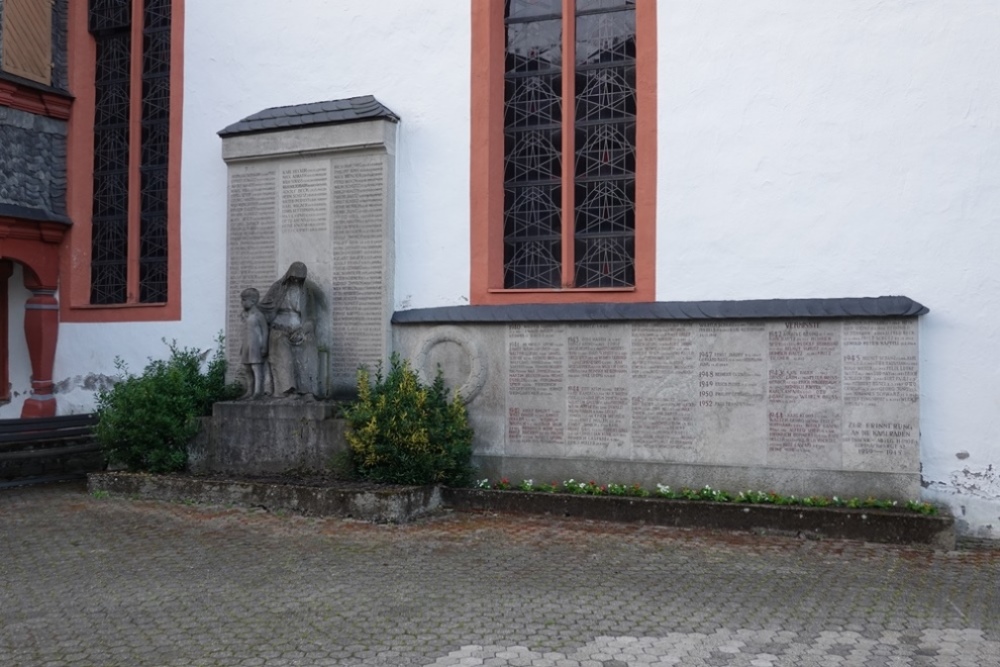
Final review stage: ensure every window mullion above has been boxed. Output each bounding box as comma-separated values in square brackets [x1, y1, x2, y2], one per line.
[126, 0, 144, 303]
[560, 0, 576, 288]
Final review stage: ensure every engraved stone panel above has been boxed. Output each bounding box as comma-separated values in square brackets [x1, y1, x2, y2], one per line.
[565, 325, 630, 458]
[493, 317, 919, 485]
[841, 320, 919, 472]
[226, 167, 278, 374]
[766, 321, 843, 469]
[277, 161, 334, 334]
[631, 323, 697, 461]
[330, 155, 393, 393]
[694, 322, 768, 465]
[506, 324, 567, 456]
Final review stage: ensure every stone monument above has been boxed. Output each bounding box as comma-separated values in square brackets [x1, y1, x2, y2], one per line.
[393, 297, 928, 501]
[219, 96, 398, 400]
[195, 97, 398, 475]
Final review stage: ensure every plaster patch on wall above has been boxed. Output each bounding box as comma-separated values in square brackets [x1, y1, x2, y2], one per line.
[924, 465, 1000, 501]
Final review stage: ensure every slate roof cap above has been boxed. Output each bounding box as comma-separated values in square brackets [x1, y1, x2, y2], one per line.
[0, 202, 71, 226]
[218, 95, 399, 137]
[392, 297, 930, 324]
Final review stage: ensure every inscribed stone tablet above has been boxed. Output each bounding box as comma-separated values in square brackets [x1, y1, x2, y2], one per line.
[841, 320, 919, 473]
[330, 156, 392, 389]
[506, 324, 566, 456]
[694, 322, 768, 465]
[630, 323, 698, 461]
[766, 321, 843, 469]
[565, 325, 630, 458]
[226, 167, 278, 375]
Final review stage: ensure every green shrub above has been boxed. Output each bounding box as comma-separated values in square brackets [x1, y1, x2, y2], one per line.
[95, 338, 241, 473]
[344, 353, 474, 486]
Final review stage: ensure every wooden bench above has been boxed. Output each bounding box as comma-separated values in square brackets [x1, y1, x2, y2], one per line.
[0, 414, 104, 486]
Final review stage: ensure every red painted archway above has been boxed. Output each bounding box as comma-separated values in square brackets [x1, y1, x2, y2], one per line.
[0, 216, 67, 418]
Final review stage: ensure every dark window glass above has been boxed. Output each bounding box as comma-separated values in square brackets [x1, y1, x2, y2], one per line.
[502, 2, 636, 289]
[88, 0, 171, 304]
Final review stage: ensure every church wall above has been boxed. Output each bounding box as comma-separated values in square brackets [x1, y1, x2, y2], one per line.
[11, 0, 995, 536]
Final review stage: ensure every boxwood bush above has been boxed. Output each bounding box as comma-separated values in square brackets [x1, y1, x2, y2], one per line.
[95, 339, 241, 473]
[344, 353, 474, 486]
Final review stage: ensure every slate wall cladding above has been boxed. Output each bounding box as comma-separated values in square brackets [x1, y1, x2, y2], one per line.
[51, 0, 67, 90]
[0, 107, 67, 216]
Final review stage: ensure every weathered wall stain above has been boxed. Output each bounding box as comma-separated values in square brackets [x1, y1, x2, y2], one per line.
[53, 374, 117, 395]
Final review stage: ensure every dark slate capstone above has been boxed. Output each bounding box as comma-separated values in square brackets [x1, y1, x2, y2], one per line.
[392, 297, 929, 324]
[218, 95, 399, 137]
[0, 202, 71, 225]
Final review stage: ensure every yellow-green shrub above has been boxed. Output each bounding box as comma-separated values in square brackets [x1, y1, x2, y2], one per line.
[344, 354, 473, 486]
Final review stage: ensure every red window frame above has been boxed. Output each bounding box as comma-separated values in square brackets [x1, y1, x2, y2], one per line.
[470, 0, 657, 305]
[61, 0, 183, 322]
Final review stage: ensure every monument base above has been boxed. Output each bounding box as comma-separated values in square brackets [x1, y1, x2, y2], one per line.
[188, 400, 348, 475]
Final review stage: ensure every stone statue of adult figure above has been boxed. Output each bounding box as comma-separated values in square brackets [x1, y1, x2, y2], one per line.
[259, 262, 321, 396]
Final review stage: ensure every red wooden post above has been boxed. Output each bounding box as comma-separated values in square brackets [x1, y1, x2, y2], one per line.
[21, 285, 59, 418]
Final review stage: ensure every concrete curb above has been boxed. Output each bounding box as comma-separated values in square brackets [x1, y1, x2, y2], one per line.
[88, 472, 442, 524]
[87, 473, 955, 548]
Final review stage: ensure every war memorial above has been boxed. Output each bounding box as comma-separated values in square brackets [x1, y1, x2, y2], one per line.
[201, 99, 927, 504]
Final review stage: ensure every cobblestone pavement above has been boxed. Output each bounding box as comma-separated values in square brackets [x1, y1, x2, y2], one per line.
[1, 483, 998, 667]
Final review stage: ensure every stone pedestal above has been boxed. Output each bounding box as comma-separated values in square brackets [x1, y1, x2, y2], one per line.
[188, 401, 348, 475]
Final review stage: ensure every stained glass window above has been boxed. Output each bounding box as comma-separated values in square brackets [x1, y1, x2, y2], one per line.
[503, 0, 636, 289]
[88, 0, 171, 304]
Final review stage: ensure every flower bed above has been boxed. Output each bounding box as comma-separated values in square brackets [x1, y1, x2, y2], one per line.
[443, 479, 954, 549]
[480, 478, 939, 514]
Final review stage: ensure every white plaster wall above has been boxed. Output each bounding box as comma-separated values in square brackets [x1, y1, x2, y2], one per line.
[657, 1, 1000, 537]
[183, 0, 472, 314]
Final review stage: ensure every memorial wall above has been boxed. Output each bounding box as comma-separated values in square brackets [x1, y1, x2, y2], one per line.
[221, 112, 397, 396]
[395, 313, 922, 499]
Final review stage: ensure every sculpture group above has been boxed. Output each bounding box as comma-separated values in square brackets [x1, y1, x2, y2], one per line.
[239, 261, 324, 399]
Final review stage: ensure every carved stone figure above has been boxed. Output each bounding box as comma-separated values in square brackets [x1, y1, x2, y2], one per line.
[239, 287, 271, 399]
[259, 262, 324, 396]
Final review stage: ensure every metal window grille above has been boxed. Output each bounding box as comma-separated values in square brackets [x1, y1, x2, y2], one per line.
[138, 0, 170, 303]
[88, 0, 170, 304]
[503, 0, 636, 289]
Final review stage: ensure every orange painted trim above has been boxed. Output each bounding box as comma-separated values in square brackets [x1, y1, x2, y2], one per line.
[560, 0, 575, 288]
[60, 0, 183, 323]
[470, 0, 657, 306]
[0, 260, 11, 402]
[0, 217, 67, 287]
[469, 0, 506, 303]
[62, 0, 96, 313]
[0, 78, 73, 119]
[166, 0, 184, 312]
[633, 0, 657, 303]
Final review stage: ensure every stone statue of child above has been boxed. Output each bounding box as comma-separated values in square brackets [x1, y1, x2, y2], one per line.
[259, 262, 322, 396]
[240, 287, 271, 399]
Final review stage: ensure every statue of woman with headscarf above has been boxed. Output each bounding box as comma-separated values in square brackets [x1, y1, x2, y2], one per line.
[259, 262, 323, 396]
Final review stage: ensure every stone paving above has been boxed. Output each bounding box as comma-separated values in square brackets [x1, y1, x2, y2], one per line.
[1, 483, 998, 667]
